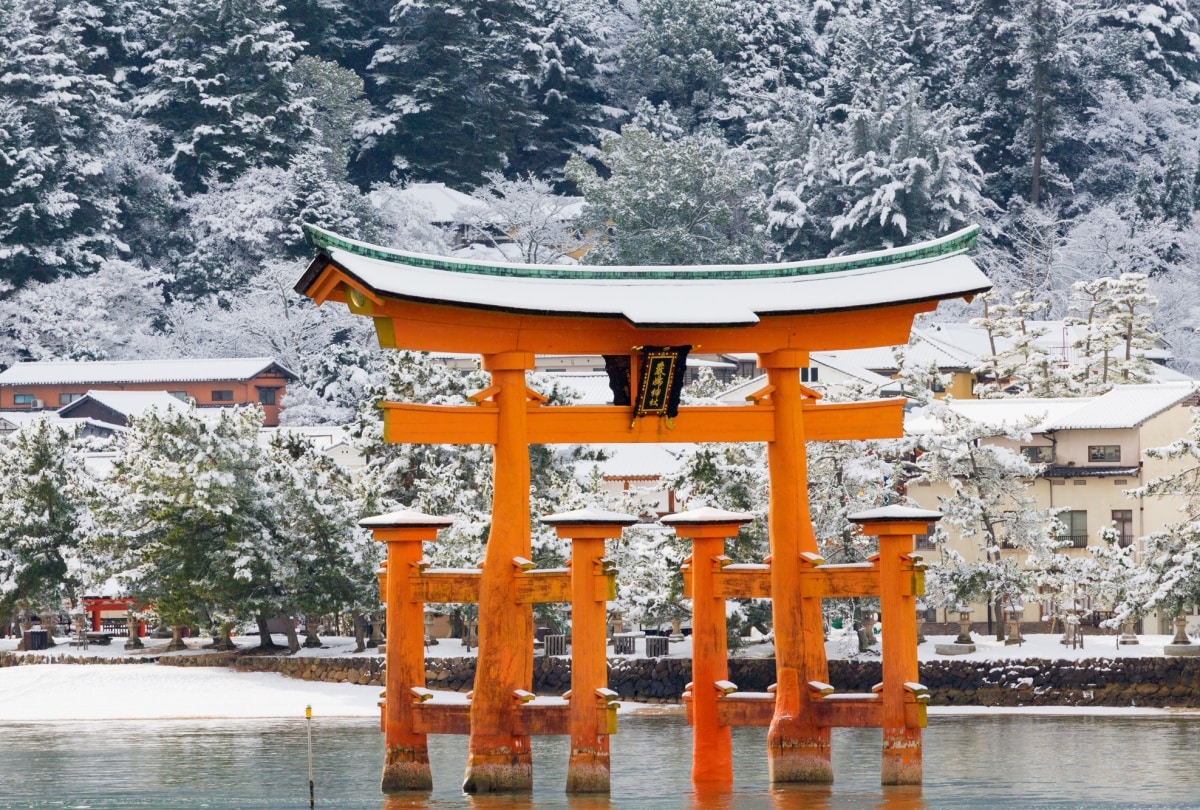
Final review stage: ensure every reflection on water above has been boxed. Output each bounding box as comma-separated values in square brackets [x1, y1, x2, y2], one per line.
[1, 714, 1200, 809]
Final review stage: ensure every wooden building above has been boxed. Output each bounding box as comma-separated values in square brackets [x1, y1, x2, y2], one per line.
[0, 357, 297, 427]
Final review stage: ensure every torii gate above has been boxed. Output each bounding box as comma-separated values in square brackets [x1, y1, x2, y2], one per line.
[296, 224, 990, 794]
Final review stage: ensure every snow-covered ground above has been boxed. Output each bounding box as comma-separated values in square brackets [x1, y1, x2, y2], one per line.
[1, 630, 1195, 722]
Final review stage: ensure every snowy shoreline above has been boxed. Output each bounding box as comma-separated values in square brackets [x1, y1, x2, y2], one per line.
[4, 632, 1199, 723]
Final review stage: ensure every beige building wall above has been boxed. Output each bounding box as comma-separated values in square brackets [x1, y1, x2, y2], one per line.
[906, 402, 1195, 633]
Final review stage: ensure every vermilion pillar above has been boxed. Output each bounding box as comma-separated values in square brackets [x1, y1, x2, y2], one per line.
[759, 350, 832, 783]
[850, 506, 941, 785]
[542, 507, 638, 793]
[664, 507, 753, 786]
[360, 509, 453, 792]
[464, 351, 537, 793]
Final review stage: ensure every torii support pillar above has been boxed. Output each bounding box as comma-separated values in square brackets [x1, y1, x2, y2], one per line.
[464, 351, 538, 793]
[849, 506, 942, 786]
[359, 509, 454, 792]
[759, 349, 832, 783]
[541, 507, 639, 793]
[664, 507, 754, 787]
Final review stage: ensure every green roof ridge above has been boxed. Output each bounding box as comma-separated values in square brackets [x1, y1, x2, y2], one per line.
[303, 223, 979, 282]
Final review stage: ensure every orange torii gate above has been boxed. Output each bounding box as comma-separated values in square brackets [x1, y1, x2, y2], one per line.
[296, 224, 990, 794]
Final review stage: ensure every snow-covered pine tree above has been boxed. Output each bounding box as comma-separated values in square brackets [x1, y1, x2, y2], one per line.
[1066, 274, 1158, 393]
[912, 397, 1059, 640]
[0, 418, 98, 631]
[566, 125, 769, 265]
[0, 0, 124, 287]
[463, 172, 587, 263]
[1107, 407, 1200, 635]
[353, 0, 547, 189]
[970, 289, 1070, 398]
[100, 405, 272, 648]
[260, 430, 381, 652]
[135, 0, 309, 195]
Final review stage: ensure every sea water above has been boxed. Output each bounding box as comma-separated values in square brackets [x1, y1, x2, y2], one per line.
[1, 714, 1198, 809]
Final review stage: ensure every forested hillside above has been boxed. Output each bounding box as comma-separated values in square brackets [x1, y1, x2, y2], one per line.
[5, 0, 1200, 395]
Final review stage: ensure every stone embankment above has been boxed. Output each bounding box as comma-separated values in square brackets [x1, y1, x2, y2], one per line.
[7, 649, 1200, 707]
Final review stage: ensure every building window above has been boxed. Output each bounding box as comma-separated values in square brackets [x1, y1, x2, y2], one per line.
[1112, 510, 1133, 547]
[169, 391, 189, 401]
[257, 387, 279, 406]
[1064, 510, 1088, 548]
[212, 390, 234, 402]
[801, 367, 819, 383]
[914, 523, 938, 551]
[13, 393, 34, 406]
[58, 392, 83, 406]
[1088, 444, 1121, 462]
[1022, 445, 1053, 463]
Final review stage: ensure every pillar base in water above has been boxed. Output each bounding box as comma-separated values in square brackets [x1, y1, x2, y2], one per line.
[462, 751, 533, 793]
[566, 751, 610, 793]
[768, 744, 834, 784]
[381, 745, 432, 792]
[882, 734, 922, 785]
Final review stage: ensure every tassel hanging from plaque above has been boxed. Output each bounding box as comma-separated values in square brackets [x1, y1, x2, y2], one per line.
[634, 345, 691, 424]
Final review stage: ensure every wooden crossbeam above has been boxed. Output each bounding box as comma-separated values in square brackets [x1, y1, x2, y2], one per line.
[715, 693, 775, 727]
[410, 568, 605, 605]
[380, 399, 905, 447]
[514, 569, 571, 604]
[684, 559, 923, 599]
[410, 700, 580, 736]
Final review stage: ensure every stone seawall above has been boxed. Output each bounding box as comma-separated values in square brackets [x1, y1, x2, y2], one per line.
[7, 650, 1200, 707]
[0, 651, 158, 667]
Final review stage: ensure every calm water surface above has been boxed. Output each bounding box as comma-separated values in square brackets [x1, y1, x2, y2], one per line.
[1, 714, 1198, 809]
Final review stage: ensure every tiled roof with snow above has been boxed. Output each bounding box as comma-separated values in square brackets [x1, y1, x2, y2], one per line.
[300, 225, 991, 327]
[392, 183, 484, 222]
[64, 390, 186, 418]
[546, 372, 614, 405]
[924, 382, 1200, 433]
[0, 357, 296, 386]
[829, 326, 977, 373]
[1045, 382, 1199, 429]
[575, 443, 691, 479]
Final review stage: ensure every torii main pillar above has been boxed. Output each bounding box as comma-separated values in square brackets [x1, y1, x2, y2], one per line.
[760, 349, 832, 781]
[463, 351, 537, 793]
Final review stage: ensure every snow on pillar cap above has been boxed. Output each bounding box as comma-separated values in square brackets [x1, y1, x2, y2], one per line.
[660, 506, 755, 526]
[847, 505, 943, 523]
[541, 506, 640, 526]
[358, 510, 454, 530]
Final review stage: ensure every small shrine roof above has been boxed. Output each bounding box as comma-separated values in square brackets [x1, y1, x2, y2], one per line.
[299, 225, 990, 327]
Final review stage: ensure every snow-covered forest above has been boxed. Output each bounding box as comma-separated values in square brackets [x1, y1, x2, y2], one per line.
[6, 0, 1200, 377]
[7, 0, 1200, 641]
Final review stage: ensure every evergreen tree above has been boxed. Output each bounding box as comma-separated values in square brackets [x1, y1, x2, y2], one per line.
[511, 0, 605, 180]
[1111, 410, 1200, 631]
[566, 125, 769, 265]
[1066, 274, 1158, 393]
[912, 396, 1059, 640]
[100, 405, 272, 644]
[353, 0, 547, 189]
[136, 0, 308, 194]
[0, 418, 97, 623]
[260, 430, 380, 651]
[618, 0, 736, 130]
[0, 0, 124, 287]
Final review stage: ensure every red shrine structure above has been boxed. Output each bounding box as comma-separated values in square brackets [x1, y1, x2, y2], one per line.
[296, 224, 990, 794]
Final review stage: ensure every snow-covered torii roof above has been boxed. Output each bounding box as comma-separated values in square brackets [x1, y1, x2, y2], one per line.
[298, 224, 991, 328]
